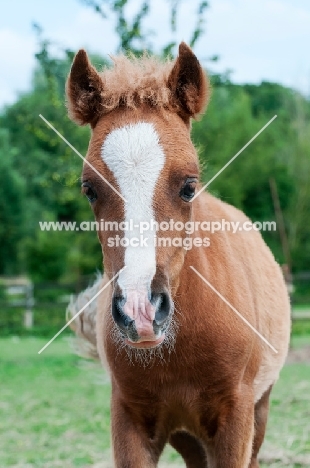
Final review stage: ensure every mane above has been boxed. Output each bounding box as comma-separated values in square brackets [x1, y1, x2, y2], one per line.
[98, 54, 175, 113]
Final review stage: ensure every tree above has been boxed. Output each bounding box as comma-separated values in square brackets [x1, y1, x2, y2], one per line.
[0, 36, 103, 281]
[80, 0, 209, 56]
[0, 130, 26, 274]
[192, 83, 297, 265]
[1, 0, 310, 283]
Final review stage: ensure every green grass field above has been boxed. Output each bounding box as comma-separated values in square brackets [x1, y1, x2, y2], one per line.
[1, 336, 309, 467]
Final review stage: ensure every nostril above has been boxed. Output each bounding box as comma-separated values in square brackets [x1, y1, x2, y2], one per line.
[153, 292, 171, 326]
[112, 296, 134, 331]
[123, 315, 133, 327]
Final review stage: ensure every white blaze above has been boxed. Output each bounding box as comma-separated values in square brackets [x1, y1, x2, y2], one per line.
[101, 122, 165, 294]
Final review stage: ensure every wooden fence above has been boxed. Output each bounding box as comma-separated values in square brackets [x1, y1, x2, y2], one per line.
[0, 273, 309, 333]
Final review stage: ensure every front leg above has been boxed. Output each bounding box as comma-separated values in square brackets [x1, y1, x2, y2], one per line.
[205, 385, 255, 468]
[111, 386, 165, 468]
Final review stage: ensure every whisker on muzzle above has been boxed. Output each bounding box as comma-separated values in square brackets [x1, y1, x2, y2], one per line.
[110, 312, 178, 368]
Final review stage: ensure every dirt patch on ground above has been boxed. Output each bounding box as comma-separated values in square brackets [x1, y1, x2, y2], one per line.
[286, 345, 310, 363]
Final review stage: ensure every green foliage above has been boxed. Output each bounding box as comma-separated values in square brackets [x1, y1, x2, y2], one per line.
[0, 0, 310, 283]
[192, 79, 310, 270]
[0, 35, 102, 281]
[80, 0, 209, 56]
[25, 228, 70, 282]
[0, 273, 101, 337]
[0, 130, 26, 274]
[291, 319, 310, 336]
[0, 307, 69, 338]
[189, 1, 208, 48]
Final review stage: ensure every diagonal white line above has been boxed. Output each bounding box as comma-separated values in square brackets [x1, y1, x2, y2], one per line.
[38, 268, 125, 354]
[190, 266, 278, 353]
[39, 114, 126, 202]
[191, 115, 277, 201]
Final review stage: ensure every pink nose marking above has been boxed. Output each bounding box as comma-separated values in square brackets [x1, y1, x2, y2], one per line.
[123, 290, 156, 338]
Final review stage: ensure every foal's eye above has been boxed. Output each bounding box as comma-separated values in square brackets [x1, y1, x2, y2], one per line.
[82, 182, 97, 203]
[179, 178, 197, 202]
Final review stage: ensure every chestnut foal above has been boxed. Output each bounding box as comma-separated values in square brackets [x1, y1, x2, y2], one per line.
[66, 43, 290, 468]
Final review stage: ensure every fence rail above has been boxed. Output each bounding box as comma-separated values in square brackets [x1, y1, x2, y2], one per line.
[291, 312, 310, 320]
[0, 272, 309, 336]
[0, 274, 97, 336]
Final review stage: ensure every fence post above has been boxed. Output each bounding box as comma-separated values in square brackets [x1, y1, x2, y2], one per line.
[24, 283, 34, 329]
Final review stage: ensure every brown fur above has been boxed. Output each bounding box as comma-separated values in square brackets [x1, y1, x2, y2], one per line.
[98, 55, 174, 111]
[66, 43, 210, 126]
[66, 43, 291, 468]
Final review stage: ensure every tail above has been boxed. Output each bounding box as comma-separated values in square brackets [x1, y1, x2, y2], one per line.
[66, 275, 102, 360]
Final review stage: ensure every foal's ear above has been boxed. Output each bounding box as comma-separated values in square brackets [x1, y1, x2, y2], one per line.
[66, 49, 104, 126]
[168, 42, 209, 120]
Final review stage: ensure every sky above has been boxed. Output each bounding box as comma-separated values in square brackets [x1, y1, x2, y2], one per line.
[0, 0, 309, 109]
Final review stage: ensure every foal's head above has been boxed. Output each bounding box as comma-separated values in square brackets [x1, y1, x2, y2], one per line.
[67, 43, 209, 350]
